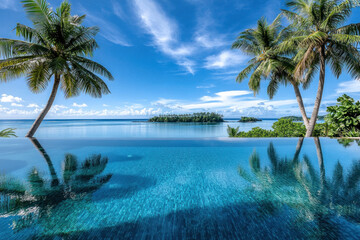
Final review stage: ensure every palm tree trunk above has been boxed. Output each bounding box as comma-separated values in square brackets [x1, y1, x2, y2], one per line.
[29, 137, 59, 186]
[26, 74, 60, 138]
[305, 46, 326, 137]
[293, 137, 304, 163]
[314, 137, 326, 204]
[292, 83, 309, 129]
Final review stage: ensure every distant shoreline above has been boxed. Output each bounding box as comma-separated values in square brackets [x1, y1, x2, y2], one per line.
[0, 118, 280, 121]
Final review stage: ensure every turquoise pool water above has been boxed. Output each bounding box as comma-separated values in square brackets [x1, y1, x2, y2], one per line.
[1, 138, 360, 239]
[0, 119, 277, 138]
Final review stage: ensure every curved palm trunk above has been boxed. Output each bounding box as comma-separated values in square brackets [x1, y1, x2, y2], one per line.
[29, 137, 59, 186]
[293, 137, 304, 163]
[26, 74, 60, 138]
[292, 83, 309, 129]
[306, 46, 326, 137]
[314, 137, 326, 204]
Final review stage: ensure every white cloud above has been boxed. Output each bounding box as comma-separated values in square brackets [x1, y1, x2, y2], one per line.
[132, 0, 195, 73]
[205, 50, 247, 69]
[50, 105, 68, 113]
[336, 80, 360, 94]
[11, 103, 23, 107]
[0, 94, 23, 103]
[27, 104, 40, 108]
[150, 90, 299, 117]
[55, 107, 163, 117]
[73, 103, 88, 108]
[103, 104, 109, 107]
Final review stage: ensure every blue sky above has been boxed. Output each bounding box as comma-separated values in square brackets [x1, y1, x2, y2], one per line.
[0, 0, 360, 119]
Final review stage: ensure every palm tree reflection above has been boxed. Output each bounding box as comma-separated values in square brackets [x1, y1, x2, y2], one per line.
[239, 138, 360, 238]
[0, 138, 111, 232]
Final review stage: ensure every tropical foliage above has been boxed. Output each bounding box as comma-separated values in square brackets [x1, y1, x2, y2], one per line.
[149, 112, 224, 123]
[228, 119, 327, 137]
[0, 128, 17, 138]
[238, 117, 262, 122]
[326, 94, 360, 137]
[280, 0, 360, 136]
[0, 0, 113, 137]
[232, 0, 360, 136]
[231, 14, 310, 129]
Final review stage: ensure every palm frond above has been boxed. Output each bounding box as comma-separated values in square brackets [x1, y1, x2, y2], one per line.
[0, 128, 17, 138]
[21, 0, 53, 25]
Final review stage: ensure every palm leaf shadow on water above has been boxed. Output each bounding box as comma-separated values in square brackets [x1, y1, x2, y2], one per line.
[239, 137, 360, 239]
[0, 138, 112, 233]
[0, 138, 158, 238]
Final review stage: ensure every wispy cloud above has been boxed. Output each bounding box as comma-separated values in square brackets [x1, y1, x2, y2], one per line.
[205, 50, 247, 69]
[0, 0, 17, 10]
[336, 79, 360, 94]
[80, 6, 131, 46]
[196, 84, 216, 89]
[193, 10, 230, 49]
[112, 0, 127, 21]
[132, 0, 195, 73]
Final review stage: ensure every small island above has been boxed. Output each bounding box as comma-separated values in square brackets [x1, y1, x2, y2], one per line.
[281, 116, 325, 121]
[149, 112, 224, 123]
[280, 116, 303, 121]
[238, 117, 262, 123]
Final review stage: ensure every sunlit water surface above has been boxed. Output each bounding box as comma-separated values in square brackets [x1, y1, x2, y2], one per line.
[1, 138, 360, 239]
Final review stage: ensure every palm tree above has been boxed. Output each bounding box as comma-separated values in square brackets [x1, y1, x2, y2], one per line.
[0, 0, 113, 137]
[232, 15, 311, 128]
[281, 0, 360, 137]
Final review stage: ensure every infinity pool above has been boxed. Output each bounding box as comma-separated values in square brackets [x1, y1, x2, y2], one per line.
[1, 138, 360, 239]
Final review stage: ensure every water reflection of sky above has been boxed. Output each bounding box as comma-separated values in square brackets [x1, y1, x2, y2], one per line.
[0, 138, 360, 239]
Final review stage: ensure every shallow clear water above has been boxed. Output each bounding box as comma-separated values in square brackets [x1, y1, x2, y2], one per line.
[0, 119, 277, 138]
[1, 138, 360, 239]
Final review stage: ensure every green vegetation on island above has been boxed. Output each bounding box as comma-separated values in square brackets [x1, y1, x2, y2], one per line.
[149, 112, 224, 123]
[238, 117, 262, 123]
[281, 116, 325, 121]
[0, 128, 17, 138]
[228, 94, 360, 138]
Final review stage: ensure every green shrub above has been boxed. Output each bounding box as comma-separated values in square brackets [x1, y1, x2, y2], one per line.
[272, 119, 306, 137]
[236, 127, 276, 137]
[227, 119, 322, 138]
[325, 94, 360, 137]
